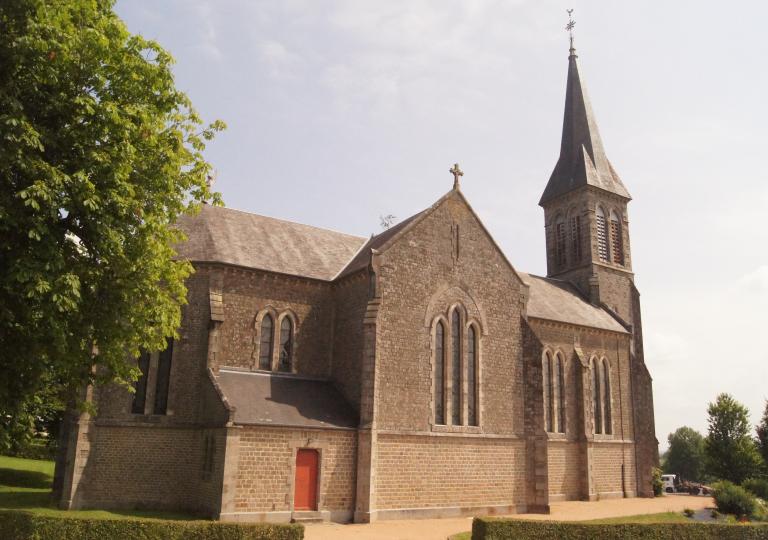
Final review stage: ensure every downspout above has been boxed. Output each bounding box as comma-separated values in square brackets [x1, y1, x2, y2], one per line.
[616, 334, 627, 497]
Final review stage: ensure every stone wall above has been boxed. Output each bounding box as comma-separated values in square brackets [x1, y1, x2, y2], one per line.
[228, 426, 357, 521]
[374, 433, 527, 514]
[215, 266, 334, 378]
[592, 442, 637, 497]
[374, 192, 527, 435]
[331, 272, 370, 410]
[72, 424, 219, 513]
[547, 441, 582, 499]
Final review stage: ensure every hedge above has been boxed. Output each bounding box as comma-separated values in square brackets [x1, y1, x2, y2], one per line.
[472, 517, 768, 540]
[0, 510, 303, 540]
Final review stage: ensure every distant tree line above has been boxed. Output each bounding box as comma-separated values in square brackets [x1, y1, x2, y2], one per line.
[663, 394, 768, 485]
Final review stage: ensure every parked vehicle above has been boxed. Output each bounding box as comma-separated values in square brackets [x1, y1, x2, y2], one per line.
[662, 474, 677, 493]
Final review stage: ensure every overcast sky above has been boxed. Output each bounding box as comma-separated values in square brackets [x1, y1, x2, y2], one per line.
[115, 1, 768, 450]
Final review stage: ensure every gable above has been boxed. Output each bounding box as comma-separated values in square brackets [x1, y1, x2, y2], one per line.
[371, 189, 528, 290]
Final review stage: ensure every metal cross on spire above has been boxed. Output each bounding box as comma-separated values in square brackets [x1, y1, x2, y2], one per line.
[449, 163, 464, 189]
[566, 9, 576, 55]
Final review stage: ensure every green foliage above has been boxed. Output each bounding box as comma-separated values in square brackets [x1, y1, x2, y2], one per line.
[744, 479, 768, 501]
[757, 401, 768, 472]
[665, 426, 706, 482]
[0, 0, 224, 415]
[652, 466, 663, 496]
[471, 517, 768, 539]
[705, 394, 764, 484]
[0, 375, 63, 459]
[0, 510, 303, 540]
[713, 481, 758, 518]
[683, 508, 695, 518]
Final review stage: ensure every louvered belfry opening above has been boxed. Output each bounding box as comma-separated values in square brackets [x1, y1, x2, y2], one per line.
[610, 212, 624, 266]
[555, 219, 567, 269]
[570, 215, 582, 263]
[596, 207, 609, 262]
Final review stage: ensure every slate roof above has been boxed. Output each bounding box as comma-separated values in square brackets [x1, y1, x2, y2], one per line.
[540, 49, 630, 205]
[175, 202, 626, 334]
[519, 272, 627, 333]
[174, 205, 367, 281]
[215, 370, 358, 429]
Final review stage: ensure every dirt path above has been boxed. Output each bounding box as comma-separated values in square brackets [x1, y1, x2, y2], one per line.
[303, 495, 712, 540]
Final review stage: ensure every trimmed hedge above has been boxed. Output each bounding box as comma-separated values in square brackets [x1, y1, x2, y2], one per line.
[472, 517, 768, 539]
[0, 510, 303, 540]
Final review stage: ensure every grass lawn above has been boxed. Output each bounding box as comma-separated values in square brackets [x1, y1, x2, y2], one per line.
[447, 511, 693, 539]
[0, 455, 200, 521]
[582, 511, 691, 524]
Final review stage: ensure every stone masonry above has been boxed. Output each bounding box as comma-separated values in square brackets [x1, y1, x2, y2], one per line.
[54, 43, 658, 521]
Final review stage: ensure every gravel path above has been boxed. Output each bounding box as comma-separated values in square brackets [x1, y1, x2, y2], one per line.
[303, 495, 712, 540]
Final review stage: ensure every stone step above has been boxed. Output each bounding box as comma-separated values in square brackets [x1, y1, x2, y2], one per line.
[291, 511, 324, 523]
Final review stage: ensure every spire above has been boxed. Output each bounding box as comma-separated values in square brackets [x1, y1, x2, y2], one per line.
[539, 12, 630, 206]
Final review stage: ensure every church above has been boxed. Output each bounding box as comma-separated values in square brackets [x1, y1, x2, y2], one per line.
[54, 41, 658, 523]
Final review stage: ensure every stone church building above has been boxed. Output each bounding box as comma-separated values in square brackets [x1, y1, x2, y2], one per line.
[55, 44, 657, 522]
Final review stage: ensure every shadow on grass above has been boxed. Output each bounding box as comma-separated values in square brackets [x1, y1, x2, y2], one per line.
[97, 508, 206, 521]
[0, 468, 52, 489]
[0, 490, 51, 509]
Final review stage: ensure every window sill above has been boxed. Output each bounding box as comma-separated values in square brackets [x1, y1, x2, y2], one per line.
[431, 424, 482, 434]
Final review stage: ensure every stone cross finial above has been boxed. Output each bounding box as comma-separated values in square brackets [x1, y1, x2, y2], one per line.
[450, 163, 464, 189]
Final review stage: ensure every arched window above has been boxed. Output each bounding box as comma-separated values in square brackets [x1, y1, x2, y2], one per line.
[434, 321, 446, 425]
[555, 353, 565, 433]
[451, 309, 462, 425]
[610, 210, 624, 266]
[602, 359, 612, 435]
[259, 314, 274, 370]
[570, 214, 582, 263]
[592, 358, 602, 434]
[467, 325, 478, 426]
[555, 216, 567, 269]
[542, 352, 553, 432]
[596, 207, 609, 262]
[131, 352, 151, 414]
[278, 317, 293, 372]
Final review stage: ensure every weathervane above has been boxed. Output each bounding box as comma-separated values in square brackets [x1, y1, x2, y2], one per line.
[566, 9, 576, 53]
[449, 163, 463, 189]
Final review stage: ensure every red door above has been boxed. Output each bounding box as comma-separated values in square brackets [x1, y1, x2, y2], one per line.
[294, 449, 318, 511]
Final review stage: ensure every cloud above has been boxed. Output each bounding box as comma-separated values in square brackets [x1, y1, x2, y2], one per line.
[258, 40, 302, 80]
[737, 266, 768, 294]
[190, 1, 222, 60]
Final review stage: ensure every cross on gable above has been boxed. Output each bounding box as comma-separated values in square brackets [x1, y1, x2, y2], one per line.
[450, 163, 463, 189]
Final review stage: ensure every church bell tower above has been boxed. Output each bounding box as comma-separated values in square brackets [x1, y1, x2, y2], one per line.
[539, 16, 658, 496]
[540, 33, 635, 326]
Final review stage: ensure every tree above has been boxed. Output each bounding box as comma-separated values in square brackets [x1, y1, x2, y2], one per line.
[704, 394, 763, 484]
[665, 426, 706, 482]
[757, 400, 768, 471]
[0, 0, 224, 419]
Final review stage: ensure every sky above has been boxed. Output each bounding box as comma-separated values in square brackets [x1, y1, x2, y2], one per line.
[115, 0, 768, 450]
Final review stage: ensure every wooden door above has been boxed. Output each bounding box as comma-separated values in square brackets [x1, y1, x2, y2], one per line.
[294, 449, 318, 511]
